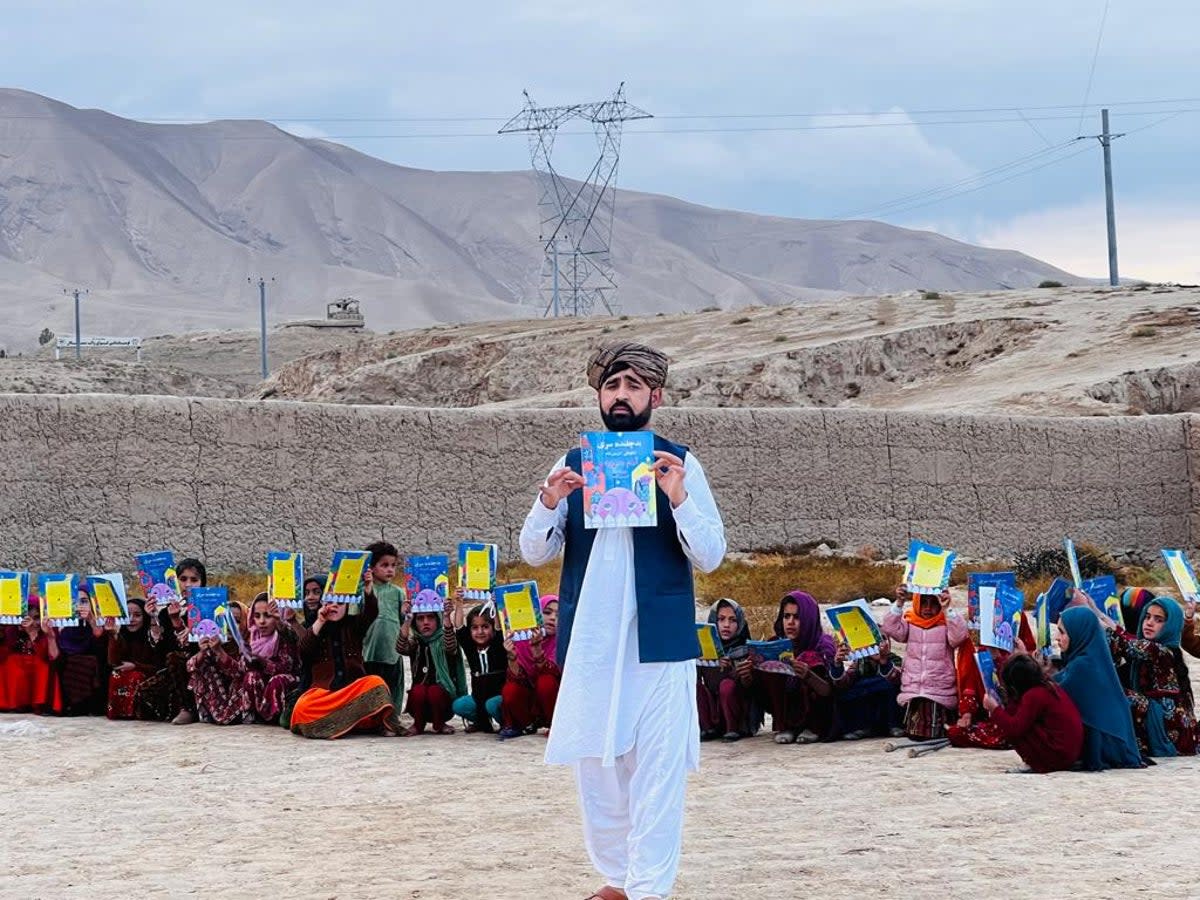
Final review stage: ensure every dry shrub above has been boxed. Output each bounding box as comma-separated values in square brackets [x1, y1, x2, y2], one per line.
[216, 570, 267, 605]
[504, 554, 903, 640]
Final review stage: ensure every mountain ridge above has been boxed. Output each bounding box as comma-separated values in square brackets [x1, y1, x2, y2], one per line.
[0, 88, 1079, 349]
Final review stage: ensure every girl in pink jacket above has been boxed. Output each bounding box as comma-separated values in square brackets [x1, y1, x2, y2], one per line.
[881, 587, 969, 739]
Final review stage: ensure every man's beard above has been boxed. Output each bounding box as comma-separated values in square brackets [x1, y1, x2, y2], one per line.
[601, 401, 653, 432]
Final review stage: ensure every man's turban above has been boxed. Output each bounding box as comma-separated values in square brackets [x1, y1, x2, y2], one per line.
[586, 342, 670, 391]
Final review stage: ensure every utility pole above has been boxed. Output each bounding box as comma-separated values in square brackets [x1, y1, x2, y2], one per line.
[1100, 109, 1119, 287]
[248, 277, 273, 379]
[1081, 110, 1123, 286]
[63, 287, 88, 359]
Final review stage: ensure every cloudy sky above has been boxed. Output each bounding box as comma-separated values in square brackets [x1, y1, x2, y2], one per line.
[2, 1, 1196, 281]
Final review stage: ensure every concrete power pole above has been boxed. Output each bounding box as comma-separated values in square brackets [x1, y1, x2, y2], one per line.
[1100, 109, 1119, 287]
[249, 277, 273, 379]
[63, 287, 88, 358]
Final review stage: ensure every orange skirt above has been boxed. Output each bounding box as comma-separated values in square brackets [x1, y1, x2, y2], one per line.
[290, 675, 394, 739]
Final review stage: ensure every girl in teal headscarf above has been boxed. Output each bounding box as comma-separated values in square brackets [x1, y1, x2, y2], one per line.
[1055, 606, 1144, 771]
[1098, 596, 1197, 757]
[395, 600, 467, 735]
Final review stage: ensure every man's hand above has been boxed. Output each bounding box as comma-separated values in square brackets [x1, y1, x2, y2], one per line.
[539, 467, 584, 510]
[652, 451, 687, 508]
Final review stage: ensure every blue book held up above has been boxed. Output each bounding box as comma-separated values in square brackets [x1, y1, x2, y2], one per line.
[746, 638, 796, 675]
[581, 431, 658, 529]
[976, 650, 1000, 699]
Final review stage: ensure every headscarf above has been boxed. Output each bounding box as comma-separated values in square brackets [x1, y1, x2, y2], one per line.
[706, 598, 750, 650]
[903, 592, 947, 630]
[1055, 607, 1142, 767]
[302, 575, 326, 628]
[773, 591, 836, 667]
[1138, 597, 1184, 649]
[586, 342, 669, 391]
[414, 610, 468, 699]
[249, 592, 279, 659]
[120, 599, 149, 643]
[57, 594, 96, 655]
[1132, 598, 1190, 757]
[1121, 587, 1154, 633]
[515, 594, 560, 676]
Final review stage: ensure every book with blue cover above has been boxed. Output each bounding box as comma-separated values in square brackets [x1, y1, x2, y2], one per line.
[967, 571, 1017, 630]
[1063, 537, 1084, 589]
[581, 431, 658, 529]
[406, 555, 450, 600]
[1081, 575, 1121, 625]
[825, 599, 883, 660]
[266, 551, 304, 608]
[323, 550, 371, 604]
[494, 581, 543, 642]
[187, 586, 230, 642]
[976, 649, 1000, 699]
[87, 573, 130, 626]
[458, 542, 498, 601]
[1162, 549, 1200, 604]
[136, 551, 181, 606]
[979, 582, 1025, 652]
[747, 638, 796, 675]
[696, 623, 724, 667]
[0, 571, 31, 624]
[38, 573, 79, 626]
[903, 540, 956, 595]
[1043, 577, 1073, 625]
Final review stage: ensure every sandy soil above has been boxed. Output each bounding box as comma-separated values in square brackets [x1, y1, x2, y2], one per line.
[4, 698, 1199, 900]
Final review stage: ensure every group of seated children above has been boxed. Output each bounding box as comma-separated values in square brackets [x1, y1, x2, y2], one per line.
[699, 581, 1200, 773]
[6, 541, 1198, 773]
[0, 542, 562, 743]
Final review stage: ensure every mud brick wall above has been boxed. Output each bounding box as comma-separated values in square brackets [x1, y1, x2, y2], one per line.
[0, 394, 1192, 572]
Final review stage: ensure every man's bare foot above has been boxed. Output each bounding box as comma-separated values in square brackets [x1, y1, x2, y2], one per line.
[401, 725, 421, 737]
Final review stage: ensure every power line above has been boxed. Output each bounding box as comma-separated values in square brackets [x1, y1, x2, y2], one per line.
[2, 94, 1199, 125]
[832, 141, 1080, 220]
[836, 144, 1095, 222]
[1075, 0, 1112, 135]
[7, 107, 1194, 143]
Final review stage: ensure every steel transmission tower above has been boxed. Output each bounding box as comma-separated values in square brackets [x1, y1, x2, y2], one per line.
[500, 84, 651, 317]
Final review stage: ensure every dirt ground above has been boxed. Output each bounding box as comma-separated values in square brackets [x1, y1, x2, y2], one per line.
[4, 706, 1198, 900]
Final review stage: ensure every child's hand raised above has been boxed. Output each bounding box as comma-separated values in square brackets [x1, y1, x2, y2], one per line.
[876, 638, 891, 661]
[503, 637, 517, 660]
[401, 599, 412, 618]
[938, 590, 952, 610]
[982, 693, 999, 713]
[834, 642, 848, 665]
[362, 569, 374, 594]
[893, 585, 908, 606]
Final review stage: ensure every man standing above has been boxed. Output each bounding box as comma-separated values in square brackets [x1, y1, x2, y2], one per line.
[519, 342, 726, 900]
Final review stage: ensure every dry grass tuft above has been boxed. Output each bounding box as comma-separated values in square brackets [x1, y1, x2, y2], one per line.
[207, 551, 1182, 636]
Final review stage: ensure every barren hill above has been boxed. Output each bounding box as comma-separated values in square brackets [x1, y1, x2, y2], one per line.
[5, 284, 1197, 416]
[0, 88, 1078, 350]
[255, 284, 1200, 417]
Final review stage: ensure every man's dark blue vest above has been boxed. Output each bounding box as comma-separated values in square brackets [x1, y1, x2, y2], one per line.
[555, 433, 701, 667]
